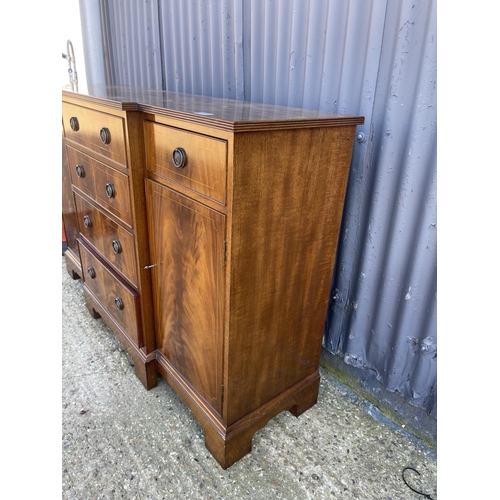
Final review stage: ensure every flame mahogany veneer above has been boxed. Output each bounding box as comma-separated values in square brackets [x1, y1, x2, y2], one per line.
[62, 84, 363, 469]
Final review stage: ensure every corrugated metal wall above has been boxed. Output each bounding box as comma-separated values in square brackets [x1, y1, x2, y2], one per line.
[327, 0, 437, 417]
[86, 0, 437, 417]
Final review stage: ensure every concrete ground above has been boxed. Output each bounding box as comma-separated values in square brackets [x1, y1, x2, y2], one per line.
[62, 257, 437, 499]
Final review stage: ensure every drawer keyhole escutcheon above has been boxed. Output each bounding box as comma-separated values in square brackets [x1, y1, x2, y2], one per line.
[83, 215, 92, 228]
[105, 183, 115, 199]
[76, 164, 85, 178]
[69, 116, 79, 132]
[172, 147, 187, 168]
[87, 267, 96, 279]
[112, 239, 122, 254]
[100, 127, 111, 145]
[115, 297, 124, 310]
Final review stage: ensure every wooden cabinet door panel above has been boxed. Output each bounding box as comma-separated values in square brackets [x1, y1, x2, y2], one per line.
[146, 180, 225, 415]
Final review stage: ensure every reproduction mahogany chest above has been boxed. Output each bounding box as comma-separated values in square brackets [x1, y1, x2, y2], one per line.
[62, 85, 363, 468]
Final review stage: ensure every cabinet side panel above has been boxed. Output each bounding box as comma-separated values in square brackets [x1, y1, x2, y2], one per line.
[227, 126, 356, 425]
[62, 140, 81, 260]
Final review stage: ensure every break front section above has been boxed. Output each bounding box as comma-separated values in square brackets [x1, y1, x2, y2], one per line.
[62, 84, 363, 469]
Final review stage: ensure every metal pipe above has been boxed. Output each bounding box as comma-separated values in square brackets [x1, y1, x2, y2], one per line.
[62, 39, 78, 91]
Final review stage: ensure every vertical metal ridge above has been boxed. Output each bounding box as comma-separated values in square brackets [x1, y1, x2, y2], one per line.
[98, 0, 113, 85]
[157, 0, 166, 90]
[288, 0, 308, 108]
[302, 0, 328, 110]
[261, 0, 276, 104]
[164, 1, 176, 91]
[326, 0, 390, 355]
[273, 0, 290, 106]
[234, 0, 244, 100]
[334, 0, 420, 352]
[98, 0, 163, 89]
[181, 2, 191, 92]
[333, 0, 436, 413]
[208, 1, 220, 96]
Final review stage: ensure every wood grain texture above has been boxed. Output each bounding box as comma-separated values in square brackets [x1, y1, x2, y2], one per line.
[63, 85, 363, 468]
[66, 145, 133, 227]
[206, 372, 320, 469]
[225, 125, 357, 425]
[74, 193, 138, 286]
[63, 95, 158, 390]
[62, 102, 128, 166]
[83, 288, 158, 390]
[62, 140, 81, 277]
[79, 240, 143, 348]
[146, 180, 225, 415]
[122, 111, 157, 354]
[64, 250, 82, 280]
[144, 120, 227, 205]
[64, 85, 364, 132]
[155, 348, 319, 469]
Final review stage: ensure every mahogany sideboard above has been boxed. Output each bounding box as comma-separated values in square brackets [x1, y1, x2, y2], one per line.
[61, 84, 363, 469]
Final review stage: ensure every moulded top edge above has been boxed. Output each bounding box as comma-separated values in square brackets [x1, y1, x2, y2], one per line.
[62, 84, 364, 130]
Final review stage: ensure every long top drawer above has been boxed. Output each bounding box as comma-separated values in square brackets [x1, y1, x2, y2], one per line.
[144, 121, 227, 205]
[62, 102, 128, 167]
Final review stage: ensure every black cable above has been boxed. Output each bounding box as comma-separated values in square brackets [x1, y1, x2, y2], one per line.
[402, 467, 435, 499]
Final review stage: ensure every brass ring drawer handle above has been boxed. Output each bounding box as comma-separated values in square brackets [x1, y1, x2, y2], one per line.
[100, 127, 111, 145]
[112, 239, 122, 254]
[105, 182, 115, 198]
[114, 297, 124, 310]
[76, 164, 85, 178]
[87, 267, 96, 279]
[172, 147, 187, 168]
[69, 116, 79, 132]
[83, 215, 92, 228]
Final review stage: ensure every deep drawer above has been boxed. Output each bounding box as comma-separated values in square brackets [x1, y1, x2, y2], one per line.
[79, 241, 142, 347]
[144, 121, 227, 205]
[67, 145, 133, 227]
[74, 193, 138, 287]
[62, 102, 128, 166]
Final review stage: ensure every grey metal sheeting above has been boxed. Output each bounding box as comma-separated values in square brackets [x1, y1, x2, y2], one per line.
[84, 0, 436, 417]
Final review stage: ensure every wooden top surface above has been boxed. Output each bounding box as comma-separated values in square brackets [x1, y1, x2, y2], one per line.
[62, 84, 364, 132]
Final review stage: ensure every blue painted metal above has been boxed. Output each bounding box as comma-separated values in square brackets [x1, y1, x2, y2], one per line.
[82, 0, 437, 417]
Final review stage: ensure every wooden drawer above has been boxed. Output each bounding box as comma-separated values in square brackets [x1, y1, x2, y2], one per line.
[66, 145, 133, 227]
[74, 193, 138, 286]
[62, 102, 127, 166]
[79, 241, 142, 347]
[144, 121, 227, 205]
